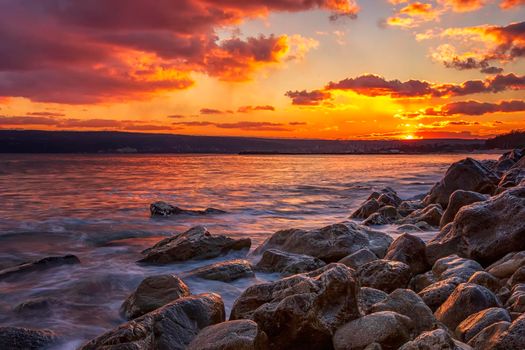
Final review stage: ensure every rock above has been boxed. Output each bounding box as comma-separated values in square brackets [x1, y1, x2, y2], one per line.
[253, 222, 393, 262]
[339, 248, 378, 269]
[507, 265, 525, 288]
[409, 271, 437, 293]
[363, 206, 401, 226]
[484, 313, 525, 350]
[486, 251, 525, 278]
[432, 255, 483, 282]
[120, 274, 190, 320]
[14, 297, 63, 316]
[467, 271, 501, 293]
[426, 186, 525, 265]
[455, 307, 511, 342]
[384, 234, 429, 275]
[0, 255, 80, 280]
[357, 260, 412, 293]
[0, 327, 57, 350]
[332, 311, 414, 350]
[187, 320, 268, 350]
[399, 204, 443, 227]
[399, 329, 466, 350]
[369, 289, 436, 334]
[185, 259, 254, 282]
[81, 293, 225, 350]
[467, 321, 510, 350]
[397, 200, 425, 217]
[351, 198, 381, 219]
[498, 168, 525, 189]
[505, 283, 525, 313]
[440, 190, 488, 228]
[377, 190, 402, 208]
[358, 287, 389, 315]
[423, 158, 499, 208]
[418, 277, 464, 311]
[150, 201, 226, 217]
[254, 249, 325, 276]
[230, 264, 360, 350]
[139, 226, 251, 264]
[435, 283, 501, 330]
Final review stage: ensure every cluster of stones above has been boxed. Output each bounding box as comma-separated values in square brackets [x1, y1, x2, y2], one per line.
[2, 148, 525, 349]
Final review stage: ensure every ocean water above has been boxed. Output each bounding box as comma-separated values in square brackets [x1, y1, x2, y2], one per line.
[0, 153, 499, 348]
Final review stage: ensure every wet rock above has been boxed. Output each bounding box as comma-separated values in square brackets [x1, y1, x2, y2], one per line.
[120, 274, 190, 320]
[81, 293, 225, 350]
[14, 297, 63, 316]
[357, 259, 412, 293]
[505, 283, 525, 313]
[467, 271, 501, 293]
[351, 198, 381, 219]
[253, 222, 393, 263]
[187, 320, 268, 350]
[339, 248, 378, 269]
[150, 201, 226, 217]
[397, 200, 425, 217]
[254, 249, 325, 276]
[498, 168, 525, 189]
[230, 264, 360, 350]
[398, 329, 465, 350]
[423, 157, 499, 208]
[384, 234, 429, 275]
[455, 307, 511, 342]
[139, 226, 251, 264]
[0, 327, 57, 350]
[358, 287, 389, 315]
[409, 271, 437, 293]
[435, 283, 501, 330]
[0, 255, 80, 280]
[399, 204, 443, 227]
[333, 311, 414, 350]
[363, 206, 401, 226]
[377, 189, 402, 208]
[185, 259, 254, 282]
[432, 255, 483, 282]
[426, 186, 525, 265]
[440, 190, 488, 228]
[467, 321, 510, 350]
[418, 277, 464, 311]
[486, 251, 525, 279]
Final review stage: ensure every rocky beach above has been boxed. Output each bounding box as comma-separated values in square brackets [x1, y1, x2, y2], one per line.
[1, 151, 524, 350]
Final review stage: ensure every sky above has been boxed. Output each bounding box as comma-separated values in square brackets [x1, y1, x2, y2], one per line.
[0, 0, 524, 140]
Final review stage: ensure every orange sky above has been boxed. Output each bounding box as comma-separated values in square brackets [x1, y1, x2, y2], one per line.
[0, 0, 524, 140]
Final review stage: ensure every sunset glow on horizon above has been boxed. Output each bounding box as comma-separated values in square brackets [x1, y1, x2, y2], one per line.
[0, 0, 524, 140]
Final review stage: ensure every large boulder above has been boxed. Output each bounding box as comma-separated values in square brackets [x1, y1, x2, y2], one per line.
[357, 260, 412, 293]
[150, 201, 226, 217]
[427, 185, 525, 265]
[398, 329, 467, 350]
[455, 307, 511, 343]
[432, 255, 483, 282]
[230, 264, 360, 350]
[409, 271, 437, 293]
[477, 313, 525, 350]
[81, 293, 225, 350]
[0, 327, 56, 350]
[332, 311, 414, 350]
[384, 234, 429, 275]
[0, 255, 80, 280]
[467, 321, 511, 350]
[486, 251, 525, 278]
[418, 277, 464, 311]
[139, 226, 251, 263]
[467, 271, 501, 293]
[399, 204, 443, 227]
[363, 206, 401, 226]
[498, 168, 525, 189]
[187, 320, 268, 350]
[253, 222, 393, 262]
[339, 248, 378, 269]
[351, 199, 381, 219]
[358, 287, 388, 315]
[185, 260, 254, 282]
[440, 190, 488, 228]
[254, 249, 325, 276]
[435, 283, 501, 330]
[423, 157, 499, 208]
[120, 274, 190, 320]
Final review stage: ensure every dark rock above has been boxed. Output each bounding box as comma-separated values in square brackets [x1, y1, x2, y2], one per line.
[467, 271, 501, 293]
[399, 204, 443, 227]
[498, 168, 525, 189]
[253, 222, 393, 263]
[339, 248, 378, 269]
[507, 265, 525, 288]
[187, 320, 268, 350]
[358, 287, 389, 315]
[150, 201, 226, 217]
[14, 297, 63, 316]
[81, 293, 225, 350]
[423, 157, 499, 208]
[384, 234, 429, 275]
[467, 321, 510, 350]
[0, 327, 56, 350]
[357, 259, 412, 293]
[139, 226, 251, 264]
[440, 190, 488, 228]
[0, 255, 80, 281]
[486, 251, 525, 279]
[230, 264, 360, 350]
[432, 255, 482, 282]
[409, 271, 437, 293]
[426, 186, 525, 265]
[333, 311, 414, 350]
[484, 313, 525, 350]
[120, 274, 190, 320]
[185, 259, 254, 282]
[397, 200, 425, 217]
[435, 283, 501, 330]
[505, 283, 525, 313]
[398, 329, 464, 350]
[363, 206, 401, 226]
[418, 277, 464, 311]
[455, 307, 511, 342]
[351, 198, 381, 219]
[254, 249, 325, 276]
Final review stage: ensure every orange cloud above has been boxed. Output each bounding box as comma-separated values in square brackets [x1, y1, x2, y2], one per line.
[438, 0, 486, 12]
[237, 105, 275, 113]
[500, 0, 525, 8]
[397, 99, 525, 118]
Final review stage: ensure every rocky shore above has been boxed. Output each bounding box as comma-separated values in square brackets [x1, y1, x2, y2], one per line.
[2, 149, 525, 349]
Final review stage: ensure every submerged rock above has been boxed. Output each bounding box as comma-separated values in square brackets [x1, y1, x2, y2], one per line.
[120, 274, 190, 320]
[253, 222, 393, 262]
[440, 190, 488, 228]
[187, 320, 268, 350]
[150, 201, 225, 217]
[0, 327, 56, 350]
[254, 249, 325, 276]
[357, 259, 412, 293]
[81, 293, 225, 350]
[0, 255, 80, 280]
[384, 233, 429, 275]
[14, 297, 63, 316]
[230, 264, 360, 350]
[139, 226, 251, 264]
[185, 259, 254, 282]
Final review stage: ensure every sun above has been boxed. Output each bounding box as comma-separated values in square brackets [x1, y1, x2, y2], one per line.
[403, 134, 415, 140]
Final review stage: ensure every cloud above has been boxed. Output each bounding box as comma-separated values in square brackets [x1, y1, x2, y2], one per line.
[285, 90, 332, 105]
[438, 0, 486, 12]
[387, 2, 442, 28]
[326, 74, 434, 97]
[166, 114, 186, 119]
[27, 111, 66, 117]
[200, 108, 227, 115]
[500, 0, 525, 8]
[237, 105, 275, 113]
[0, 115, 58, 126]
[398, 99, 525, 118]
[172, 120, 291, 131]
